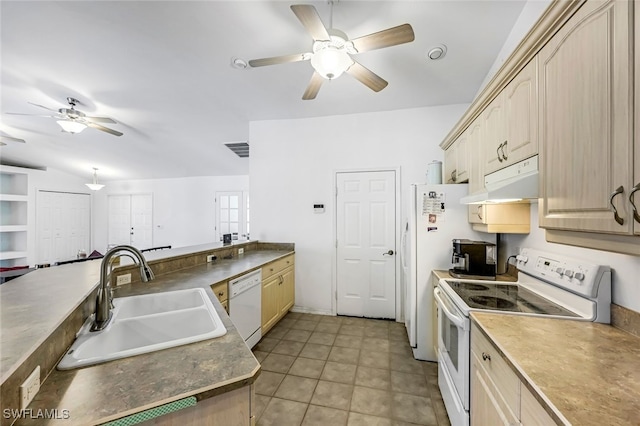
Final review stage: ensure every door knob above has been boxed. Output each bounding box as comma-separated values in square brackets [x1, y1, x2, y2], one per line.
[383, 250, 395, 256]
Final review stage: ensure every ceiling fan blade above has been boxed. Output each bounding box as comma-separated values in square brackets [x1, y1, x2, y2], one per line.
[302, 72, 324, 100]
[86, 122, 123, 137]
[350, 23, 415, 53]
[27, 102, 60, 113]
[249, 53, 310, 68]
[5, 112, 57, 118]
[291, 5, 330, 41]
[85, 116, 116, 124]
[346, 61, 388, 92]
[0, 136, 26, 143]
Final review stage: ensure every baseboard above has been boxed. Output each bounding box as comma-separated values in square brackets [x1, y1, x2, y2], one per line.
[290, 305, 333, 316]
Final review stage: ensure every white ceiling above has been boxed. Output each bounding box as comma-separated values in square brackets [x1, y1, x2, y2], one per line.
[0, 0, 527, 182]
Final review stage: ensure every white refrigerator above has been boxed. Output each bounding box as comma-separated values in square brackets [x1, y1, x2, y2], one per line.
[401, 183, 483, 361]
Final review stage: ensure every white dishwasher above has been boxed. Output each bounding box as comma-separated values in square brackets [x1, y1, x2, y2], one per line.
[229, 269, 262, 348]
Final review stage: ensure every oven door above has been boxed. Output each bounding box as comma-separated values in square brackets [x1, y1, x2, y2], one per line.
[434, 287, 470, 412]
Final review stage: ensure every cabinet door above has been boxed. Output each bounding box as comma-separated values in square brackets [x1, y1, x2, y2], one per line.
[483, 93, 506, 175]
[261, 275, 280, 332]
[504, 57, 538, 167]
[468, 204, 484, 225]
[444, 143, 457, 184]
[470, 352, 518, 426]
[278, 266, 295, 316]
[456, 132, 469, 183]
[634, 1, 640, 236]
[538, 0, 633, 234]
[521, 386, 555, 426]
[467, 117, 484, 194]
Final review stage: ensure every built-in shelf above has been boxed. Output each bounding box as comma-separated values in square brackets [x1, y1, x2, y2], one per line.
[0, 166, 29, 267]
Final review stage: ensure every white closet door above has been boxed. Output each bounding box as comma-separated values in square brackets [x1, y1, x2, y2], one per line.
[108, 195, 132, 247]
[108, 194, 153, 249]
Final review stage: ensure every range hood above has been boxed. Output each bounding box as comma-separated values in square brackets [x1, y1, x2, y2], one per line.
[460, 155, 539, 204]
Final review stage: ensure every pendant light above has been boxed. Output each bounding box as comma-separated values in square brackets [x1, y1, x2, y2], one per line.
[85, 168, 105, 191]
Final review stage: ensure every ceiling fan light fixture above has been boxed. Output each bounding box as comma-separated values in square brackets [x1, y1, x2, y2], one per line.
[85, 168, 105, 191]
[57, 120, 87, 134]
[311, 46, 353, 80]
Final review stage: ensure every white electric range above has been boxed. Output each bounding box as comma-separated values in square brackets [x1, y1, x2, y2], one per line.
[434, 247, 611, 426]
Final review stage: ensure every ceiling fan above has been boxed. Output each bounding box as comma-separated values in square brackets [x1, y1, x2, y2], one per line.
[248, 3, 415, 100]
[6, 97, 123, 136]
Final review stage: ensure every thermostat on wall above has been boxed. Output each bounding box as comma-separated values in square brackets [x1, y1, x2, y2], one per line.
[314, 204, 325, 214]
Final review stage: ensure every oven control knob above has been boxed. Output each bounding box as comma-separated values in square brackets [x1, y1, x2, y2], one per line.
[564, 270, 574, 278]
[516, 255, 528, 263]
[555, 267, 564, 275]
[574, 272, 585, 281]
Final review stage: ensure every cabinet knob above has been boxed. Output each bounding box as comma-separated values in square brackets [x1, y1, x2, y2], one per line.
[482, 352, 491, 361]
[218, 292, 224, 297]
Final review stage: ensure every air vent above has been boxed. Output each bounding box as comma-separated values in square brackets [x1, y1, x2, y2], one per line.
[225, 142, 249, 158]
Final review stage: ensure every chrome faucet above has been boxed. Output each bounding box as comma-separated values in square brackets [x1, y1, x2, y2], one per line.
[91, 245, 155, 332]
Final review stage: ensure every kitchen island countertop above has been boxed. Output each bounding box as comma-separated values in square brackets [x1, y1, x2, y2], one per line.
[3, 245, 293, 425]
[471, 312, 640, 425]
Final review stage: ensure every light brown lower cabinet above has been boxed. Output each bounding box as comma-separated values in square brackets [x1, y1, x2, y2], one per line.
[471, 323, 558, 425]
[211, 280, 229, 314]
[261, 255, 295, 334]
[141, 384, 254, 425]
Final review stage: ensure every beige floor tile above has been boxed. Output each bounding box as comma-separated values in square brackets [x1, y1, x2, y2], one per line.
[341, 317, 368, 326]
[278, 318, 298, 329]
[333, 334, 364, 349]
[388, 343, 413, 357]
[347, 412, 392, 426]
[285, 312, 304, 320]
[258, 397, 308, 426]
[389, 329, 409, 342]
[339, 324, 366, 336]
[364, 328, 390, 339]
[391, 393, 438, 425]
[314, 322, 341, 333]
[253, 350, 269, 363]
[254, 337, 280, 353]
[302, 314, 325, 323]
[302, 405, 348, 426]
[350, 386, 392, 418]
[265, 326, 289, 340]
[362, 337, 390, 352]
[308, 331, 337, 346]
[254, 394, 271, 420]
[328, 346, 360, 364]
[255, 371, 286, 396]
[320, 361, 357, 384]
[291, 319, 318, 331]
[422, 361, 438, 379]
[289, 357, 326, 379]
[355, 366, 391, 390]
[310, 380, 354, 411]
[299, 343, 332, 360]
[261, 353, 296, 374]
[319, 315, 343, 324]
[283, 328, 313, 343]
[390, 371, 429, 397]
[274, 375, 318, 403]
[272, 340, 306, 356]
[390, 353, 426, 375]
[359, 351, 390, 369]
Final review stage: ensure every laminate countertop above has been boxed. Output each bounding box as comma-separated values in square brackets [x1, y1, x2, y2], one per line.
[3, 247, 293, 425]
[471, 312, 640, 425]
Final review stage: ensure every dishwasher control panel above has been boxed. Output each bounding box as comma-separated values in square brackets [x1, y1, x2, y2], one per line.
[230, 269, 262, 297]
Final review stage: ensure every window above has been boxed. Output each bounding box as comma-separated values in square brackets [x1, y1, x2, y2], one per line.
[216, 191, 249, 241]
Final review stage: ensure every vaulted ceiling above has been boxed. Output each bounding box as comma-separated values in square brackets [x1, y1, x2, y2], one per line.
[0, 1, 527, 181]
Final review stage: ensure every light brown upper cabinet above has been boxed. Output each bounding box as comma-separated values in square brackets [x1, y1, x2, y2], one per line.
[538, 0, 633, 235]
[467, 117, 484, 194]
[634, 0, 640, 237]
[484, 58, 538, 176]
[444, 134, 469, 184]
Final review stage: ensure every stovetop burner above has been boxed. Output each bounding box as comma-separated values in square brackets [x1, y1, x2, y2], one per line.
[444, 280, 580, 317]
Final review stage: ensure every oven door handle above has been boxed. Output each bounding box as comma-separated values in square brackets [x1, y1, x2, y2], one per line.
[434, 287, 468, 330]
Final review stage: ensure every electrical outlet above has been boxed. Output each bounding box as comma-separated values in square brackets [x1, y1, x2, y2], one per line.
[238, 248, 244, 255]
[20, 366, 40, 410]
[207, 255, 217, 262]
[116, 273, 132, 286]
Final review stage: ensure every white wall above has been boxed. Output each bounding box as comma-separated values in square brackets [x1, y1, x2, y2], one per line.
[249, 104, 469, 314]
[93, 175, 249, 253]
[503, 207, 640, 313]
[475, 0, 552, 97]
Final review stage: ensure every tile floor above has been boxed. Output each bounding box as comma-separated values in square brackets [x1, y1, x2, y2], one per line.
[252, 312, 451, 426]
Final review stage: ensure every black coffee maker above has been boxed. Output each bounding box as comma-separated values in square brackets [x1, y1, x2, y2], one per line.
[449, 239, 497, 279]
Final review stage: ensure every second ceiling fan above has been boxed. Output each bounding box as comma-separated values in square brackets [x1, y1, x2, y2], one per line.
[249, 3, 415, 100]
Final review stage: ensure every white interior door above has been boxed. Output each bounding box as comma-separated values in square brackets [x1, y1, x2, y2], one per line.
[216, 191, 249, 241]
[36, 191, 90, 264]
[336, 170, 397, 319]
[108, 194, 153, 249]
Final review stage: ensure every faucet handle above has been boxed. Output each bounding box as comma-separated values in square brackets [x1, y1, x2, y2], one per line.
[109, 287, 115, 309]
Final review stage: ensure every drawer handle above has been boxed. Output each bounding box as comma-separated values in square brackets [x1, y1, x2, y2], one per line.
[218, 292, 224, 297]
[476, 205, 483, 220]
[609, 185, 625, 226]
[482, 352, 491, 361]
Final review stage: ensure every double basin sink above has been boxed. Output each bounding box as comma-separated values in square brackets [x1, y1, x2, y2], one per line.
[58, 288, 227, 370]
